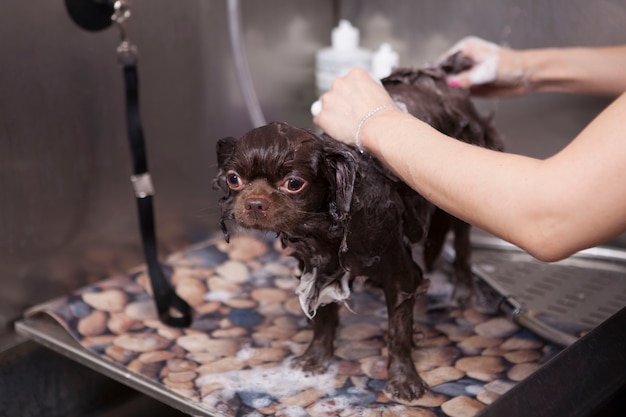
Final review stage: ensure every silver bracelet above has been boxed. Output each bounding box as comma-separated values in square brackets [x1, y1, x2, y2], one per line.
[354, 103, 396, 153]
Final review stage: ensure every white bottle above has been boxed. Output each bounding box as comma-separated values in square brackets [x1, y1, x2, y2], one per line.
[371, 42, 399, 80]
[315, 20, 372, 94]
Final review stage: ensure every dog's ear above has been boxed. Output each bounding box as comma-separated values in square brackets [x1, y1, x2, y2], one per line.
[216, 136, 237, 168]
[321, 135, 357, 253]
[329, 151, 356, 220]
[213, 136, 239, 243]
[214, 136, 238, 193]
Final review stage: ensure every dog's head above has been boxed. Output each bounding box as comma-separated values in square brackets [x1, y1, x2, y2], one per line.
[213, 122, 357, 244]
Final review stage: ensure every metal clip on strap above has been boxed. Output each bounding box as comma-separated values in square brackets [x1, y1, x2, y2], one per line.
[114, 2, 191, 327]
[130, 173, 154, 198]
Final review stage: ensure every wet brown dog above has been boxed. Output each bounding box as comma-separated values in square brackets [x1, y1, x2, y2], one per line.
[213, 62, 502, 402]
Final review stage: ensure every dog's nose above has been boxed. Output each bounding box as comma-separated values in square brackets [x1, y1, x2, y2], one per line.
[245, 197, 271, 219]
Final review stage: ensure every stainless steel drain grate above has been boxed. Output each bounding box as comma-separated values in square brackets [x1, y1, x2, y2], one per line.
[444, 236, 626, 345]
[472, 236, 626, 323]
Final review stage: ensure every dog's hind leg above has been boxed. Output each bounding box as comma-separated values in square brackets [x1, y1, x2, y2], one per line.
[424, 209, 475, 307]
[423, 207, 451, 271]
[451, 218, 475, 306]
[382, 245, 428, 401]
[291, 302, 339, 374]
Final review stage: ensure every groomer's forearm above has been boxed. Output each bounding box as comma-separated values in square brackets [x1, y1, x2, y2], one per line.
[521, 46, 626, 96]
[361, 109, 555, 259]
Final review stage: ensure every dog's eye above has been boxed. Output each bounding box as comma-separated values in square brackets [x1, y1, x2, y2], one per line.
[280, 177, 307, 194]
[225, 171, 244, 190]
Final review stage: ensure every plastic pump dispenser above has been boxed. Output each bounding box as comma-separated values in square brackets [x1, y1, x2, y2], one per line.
[315, 20, 372, 94]
[371, 42, 399, 79]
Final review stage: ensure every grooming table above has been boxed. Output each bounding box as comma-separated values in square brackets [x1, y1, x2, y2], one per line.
[15, 232, 623, 417]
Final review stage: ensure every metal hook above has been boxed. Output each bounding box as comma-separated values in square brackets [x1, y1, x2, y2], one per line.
[112, 0, 131, 26]
[112, 0, 137, 65]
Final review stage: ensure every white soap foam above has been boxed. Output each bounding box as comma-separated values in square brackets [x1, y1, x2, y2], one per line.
[197, 346, 339, 400]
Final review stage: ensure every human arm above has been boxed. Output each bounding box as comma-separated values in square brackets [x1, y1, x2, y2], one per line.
[313, 68, 626, 261]
[441, 36, 626, 97]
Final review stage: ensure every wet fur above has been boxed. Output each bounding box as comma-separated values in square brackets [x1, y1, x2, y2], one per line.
[213, 61, 502, 402]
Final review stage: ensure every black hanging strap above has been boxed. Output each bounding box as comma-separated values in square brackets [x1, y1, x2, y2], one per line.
[64, 0, 192, 327]
[116, 7, 191, 327]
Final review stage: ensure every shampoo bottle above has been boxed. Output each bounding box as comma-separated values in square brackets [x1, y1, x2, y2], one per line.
[315, 20, 372, 94]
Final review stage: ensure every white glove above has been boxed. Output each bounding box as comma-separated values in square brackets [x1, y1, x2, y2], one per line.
[438, 36, 501, 87]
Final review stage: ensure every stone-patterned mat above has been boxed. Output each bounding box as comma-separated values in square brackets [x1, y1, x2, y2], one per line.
[25, 232, 576, 417]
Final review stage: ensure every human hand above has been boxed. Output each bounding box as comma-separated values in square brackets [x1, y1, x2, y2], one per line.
[439, 36, 531, 97]
[312, 68, 398, 147]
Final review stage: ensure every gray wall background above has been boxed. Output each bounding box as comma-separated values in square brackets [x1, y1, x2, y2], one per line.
[1, 0, 625, 330]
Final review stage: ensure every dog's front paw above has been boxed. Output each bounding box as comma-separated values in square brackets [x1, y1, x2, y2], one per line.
[291, 349, 332, 374]
[383, 374, 428, 404]
[452, 281, 476, 308]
